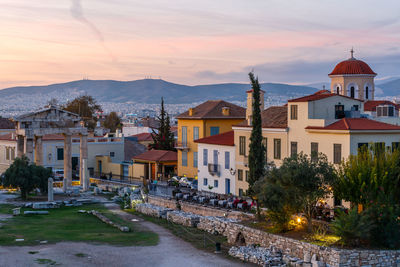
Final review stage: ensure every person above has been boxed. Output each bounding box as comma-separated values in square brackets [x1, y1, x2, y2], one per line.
[109, 171, 112, 181]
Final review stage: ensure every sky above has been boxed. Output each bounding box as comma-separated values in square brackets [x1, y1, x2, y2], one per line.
[1, 0, 400, 88]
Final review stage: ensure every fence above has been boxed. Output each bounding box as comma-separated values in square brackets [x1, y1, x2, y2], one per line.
[92, 172, 143, 185]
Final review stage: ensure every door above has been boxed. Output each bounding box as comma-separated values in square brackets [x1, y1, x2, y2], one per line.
[98, 160, 102, 175]
[225, 178, 230, 195]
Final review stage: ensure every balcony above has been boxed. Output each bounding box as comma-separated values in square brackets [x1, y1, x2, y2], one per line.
[175, 141, 189, 150]
[208, 163, 220, 176]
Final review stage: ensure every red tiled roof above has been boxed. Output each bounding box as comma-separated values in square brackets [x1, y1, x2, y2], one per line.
[235, 106, 288, 128]
[329, 58, 376, 76]
[364, 100, 400, 112]
[133, 149, 177, 162]
[194, 131, 234, 146]
[177, 100, 245, 119]
[0, 133, 16, 141]
[130, 132, 153, 141]
[288, 90, 362, 103]
[306, 118, 400, 131]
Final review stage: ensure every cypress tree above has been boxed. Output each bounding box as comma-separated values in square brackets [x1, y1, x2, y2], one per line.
[150, 97, 175, 151]
[248, 72, 265, 220]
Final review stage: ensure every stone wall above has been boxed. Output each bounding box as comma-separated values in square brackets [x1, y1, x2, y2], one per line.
[147, 195, 253, 220]
[137, 202, 400, 267]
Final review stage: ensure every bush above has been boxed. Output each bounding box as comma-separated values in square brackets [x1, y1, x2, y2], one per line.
[367, 202, 400, 248]
[331, 208, 374, 247]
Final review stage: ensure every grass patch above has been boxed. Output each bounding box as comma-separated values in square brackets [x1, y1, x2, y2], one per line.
[131, 211, 232, 256]
[0, 204, 16, 214]
[0, 204, 158, 246]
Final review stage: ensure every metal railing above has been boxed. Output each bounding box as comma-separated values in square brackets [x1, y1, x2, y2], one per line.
[92, 172, 143, 185]
[174, 141, 189, 150]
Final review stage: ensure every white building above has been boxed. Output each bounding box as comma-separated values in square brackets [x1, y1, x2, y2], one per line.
[195, 131, 236, 195]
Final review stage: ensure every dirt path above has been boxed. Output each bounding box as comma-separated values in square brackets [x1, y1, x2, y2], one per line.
[0, 202, 248, 267]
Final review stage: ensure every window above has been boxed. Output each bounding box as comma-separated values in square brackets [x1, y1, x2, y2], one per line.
[335, 105, 345, 119]
[182, 151, 188, 167]
[238, 169, 243, 181]
[374, 142, 385, 154]
[203, 178, 208, 186]
[336, 86, 340, 94]
[273, 139, 281, 159]
[210, 127, 219, 136]
[389, 106, 394, 117]
[352, 105, 359, 111]
[333, 144, 342, 164]
[5, 147, 10, 160]
[245, 170, 249, 182]
[213, 150, 218, 164]
[193, 127, 199, 140]
[214, 180, 218, 188]
[203, 149, 208, 166]
[358, 143, 368, 152]
[193, 152, 198, 168]
[225, 151, 230, 169]
[10, 148, 15, 160]
[365, 86, 369, 99]
[110, 151, 115, 157]
[392, 142, 400, 152]
[334, 197, 342, 206]
[350, 86, 355, 98]
[311, 142, 318, 161]
[239, 136, 246, 156]
[290, 105, 298, 120]
[181, 126, 187, 146]
[239, 188, 243, 197]
[57, 148, 64, 160]
[291, 142, 297, 157]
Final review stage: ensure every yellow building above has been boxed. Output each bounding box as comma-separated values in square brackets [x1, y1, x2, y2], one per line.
[176, 100, 245, 178]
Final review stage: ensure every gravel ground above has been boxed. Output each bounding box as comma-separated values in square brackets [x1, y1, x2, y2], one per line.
[0, 198, 249, 267]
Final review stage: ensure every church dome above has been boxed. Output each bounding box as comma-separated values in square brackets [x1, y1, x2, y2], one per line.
[329, 53, 376, 76]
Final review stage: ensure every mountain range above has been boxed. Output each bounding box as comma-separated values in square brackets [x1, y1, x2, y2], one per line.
[0, 78, 399, 104]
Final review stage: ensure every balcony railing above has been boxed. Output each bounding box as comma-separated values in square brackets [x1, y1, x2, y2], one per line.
[92, 172, 143, 185]
[208, 163, 220, 176]
[175, 141, 189, 150]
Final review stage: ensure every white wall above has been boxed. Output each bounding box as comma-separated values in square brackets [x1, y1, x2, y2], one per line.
[198, 143, 236, 195]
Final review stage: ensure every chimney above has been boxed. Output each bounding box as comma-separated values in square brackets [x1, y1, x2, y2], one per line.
[246, 89, 265, 125]
[222, 107, 230, 116]
[188, 108, 194, 116]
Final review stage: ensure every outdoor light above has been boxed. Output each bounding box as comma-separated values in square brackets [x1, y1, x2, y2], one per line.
[229, 168, 236, 175]
[297, 217, 302, 224]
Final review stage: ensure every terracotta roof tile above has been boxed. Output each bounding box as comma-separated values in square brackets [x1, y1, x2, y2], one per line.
[194, 131, 234, 146]
[130, 132, 154, 141]
[329, 58, 376, 76]
[288, 90, 362, 103]
[177, 100, 245, 119]
[364, 100, 400, 112]
[133, 149, 177, 162]
[306, 118, 400, 131]
[236, 106, 288, 128]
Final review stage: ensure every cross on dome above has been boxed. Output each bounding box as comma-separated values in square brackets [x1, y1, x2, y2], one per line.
[350, 47, 354, 59]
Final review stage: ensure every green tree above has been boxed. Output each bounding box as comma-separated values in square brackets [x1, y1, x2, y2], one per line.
[256, 153, 336, 232]
[2, 156, 52, 200]
[334, 146, 400, 248]
[103, 111, 122, 133]
[63, 95, 102, 130]
[247, 72, 265, 220]
[150, 97, 175, 151]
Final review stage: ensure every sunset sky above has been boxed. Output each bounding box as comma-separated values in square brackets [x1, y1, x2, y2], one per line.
[1, 0, 400, 88]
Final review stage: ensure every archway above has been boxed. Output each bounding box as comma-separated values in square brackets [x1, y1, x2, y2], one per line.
[235, 232, 246, 246]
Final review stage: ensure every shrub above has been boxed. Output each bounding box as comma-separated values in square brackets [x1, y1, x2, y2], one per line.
[331, 208, 374, 247]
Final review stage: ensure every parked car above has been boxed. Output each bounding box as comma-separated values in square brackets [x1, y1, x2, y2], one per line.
[179, 177, 194, 187]
[167, 176, 181, 186]
[53, 169, 64, 181]
[190, 179, 198, 190]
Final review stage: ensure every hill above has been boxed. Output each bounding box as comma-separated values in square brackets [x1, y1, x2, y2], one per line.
[0, 79, 318, 104]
